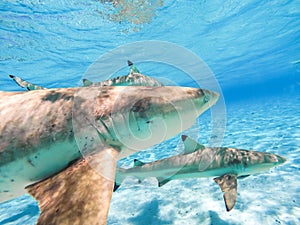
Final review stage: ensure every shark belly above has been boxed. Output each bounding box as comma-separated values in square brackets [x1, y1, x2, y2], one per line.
[119, 164, 246, 184]
[0, 88, 82, 202]
[0, 140, 80, 202]
[171, 167, 243, 180]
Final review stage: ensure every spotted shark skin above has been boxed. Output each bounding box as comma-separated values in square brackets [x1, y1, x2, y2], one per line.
[115, 135, 286, 211]
[0, 83, 219, 224]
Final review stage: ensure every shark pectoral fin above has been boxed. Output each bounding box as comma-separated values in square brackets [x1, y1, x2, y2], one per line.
[181, 135, 205, 154]
[133, 159, 145, 167]
[214, 174, 238, 212]
[157, 177, 171, 187]
[26, 147, 118, 225]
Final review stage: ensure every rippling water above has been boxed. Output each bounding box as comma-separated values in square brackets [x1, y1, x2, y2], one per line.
[1, 1, 299, 95]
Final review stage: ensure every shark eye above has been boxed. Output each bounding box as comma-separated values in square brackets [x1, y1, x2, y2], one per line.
[203, 95, 209, 103]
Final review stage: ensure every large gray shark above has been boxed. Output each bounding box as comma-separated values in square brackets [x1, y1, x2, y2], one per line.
[115, 135, 286, 211]
[0, 83, 219, 224]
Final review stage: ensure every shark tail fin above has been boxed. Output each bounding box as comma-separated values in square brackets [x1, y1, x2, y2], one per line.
[181, 135, 205, 154]
[26, 147, 118, 225]
[9, 75, 46, 91]
[114, 182, 121, 192]
[214, 174, 238, 211]
[114, 167, 128, 192]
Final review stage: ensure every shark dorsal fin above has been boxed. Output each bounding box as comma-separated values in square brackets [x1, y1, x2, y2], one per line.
[128, 60, 140, 74]
[181, 135, 205, 154]
[214, 174, 238, 211]
[133, 159, 145, 167]
[82, 78, 93, 87]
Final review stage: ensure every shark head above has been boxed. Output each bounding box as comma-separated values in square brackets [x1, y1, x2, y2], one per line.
[181, 135, 286, 176]
[87, 86, 219, 158]
[240, 151, 286, 175]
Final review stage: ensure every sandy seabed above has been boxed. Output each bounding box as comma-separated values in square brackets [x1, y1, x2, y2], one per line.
[0, 94, 299, 225]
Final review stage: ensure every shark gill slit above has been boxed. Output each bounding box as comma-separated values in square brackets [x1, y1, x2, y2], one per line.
[96, 117, 114, 142]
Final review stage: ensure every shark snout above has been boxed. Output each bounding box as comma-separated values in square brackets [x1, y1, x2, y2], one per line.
[203, 89, 220, 106]
[265, 153, 287, 166]
[193, 88, 220, 114]
[276, 155, 287, 165]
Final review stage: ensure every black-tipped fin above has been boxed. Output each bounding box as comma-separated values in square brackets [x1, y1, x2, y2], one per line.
[9, 74, 46, 91]
[157, 177, 171, 187]
[181, 135, 205, 154]
[238, 175, 250, 179]
[114, 182, 120, 192]
[214, 174, 238, 212]
[127, 60, 133, 66]
[133, 159, 145, 167]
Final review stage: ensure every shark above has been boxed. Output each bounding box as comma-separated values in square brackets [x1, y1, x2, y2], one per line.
[115, 135, 286, 211]
[0, 72, 219, 224]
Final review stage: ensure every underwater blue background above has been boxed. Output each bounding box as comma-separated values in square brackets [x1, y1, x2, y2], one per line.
[0, 0, 299, 224]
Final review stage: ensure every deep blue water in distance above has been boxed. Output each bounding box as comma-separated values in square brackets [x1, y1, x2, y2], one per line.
[0, 0, 300, 224]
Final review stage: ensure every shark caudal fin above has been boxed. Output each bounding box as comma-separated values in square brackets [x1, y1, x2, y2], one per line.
[9, 75, 46, 91]
[214, 174, 238, 211]
[26, 147, 118, 225]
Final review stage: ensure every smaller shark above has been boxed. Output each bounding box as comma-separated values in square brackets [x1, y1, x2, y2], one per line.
[115, 135, 286, 211]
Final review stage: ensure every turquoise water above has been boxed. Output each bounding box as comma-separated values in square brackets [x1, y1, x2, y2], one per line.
[0, 0, 300, 224]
